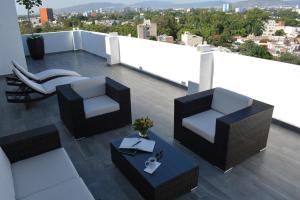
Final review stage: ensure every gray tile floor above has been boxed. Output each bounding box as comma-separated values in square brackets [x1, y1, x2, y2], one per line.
[1, 51, 300, 200]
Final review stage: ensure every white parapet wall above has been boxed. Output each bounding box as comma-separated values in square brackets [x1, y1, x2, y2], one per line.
[118, 36, 201, 85]
[0, 0, 27, 75]
[213, 51, 300, 128]
[81, 31, 107, 58]
[22, 31, 75, 56]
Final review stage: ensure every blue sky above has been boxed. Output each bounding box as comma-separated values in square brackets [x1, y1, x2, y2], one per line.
[15, 0, 241, 15]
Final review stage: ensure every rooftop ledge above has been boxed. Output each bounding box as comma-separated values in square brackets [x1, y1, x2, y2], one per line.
[20, 30, 300, 131]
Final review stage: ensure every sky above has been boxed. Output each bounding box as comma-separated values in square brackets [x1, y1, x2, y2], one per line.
[15, 0, 241, 15]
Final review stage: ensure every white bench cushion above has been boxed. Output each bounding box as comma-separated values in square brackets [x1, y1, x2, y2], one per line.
[71, 76, 106, 99]
[182, 109, 224, 143]
[211, 87, 253, 115]
[22, 178, 94, 200]
[84, 95, 120, 119]
[0, 147, 15, 200]
[12, 148, 79, 200]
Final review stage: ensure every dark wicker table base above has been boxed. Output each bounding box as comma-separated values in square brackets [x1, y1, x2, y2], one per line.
[110, 133, 199, 200]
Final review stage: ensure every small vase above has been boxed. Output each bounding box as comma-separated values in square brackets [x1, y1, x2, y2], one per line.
[138, 129, 149, 138]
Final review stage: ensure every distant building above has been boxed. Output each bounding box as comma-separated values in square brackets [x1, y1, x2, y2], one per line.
[222, 3, 232, 12]
[90, 12, 97, 17]
[235, 8, 241, 13]
[158, 35, 174, 43]
[263, 20, 276, 36]
[39, 8, 54, 24]
[137, 19, 157, 39]
[284, 26, 300, 37]
[181, 32, 203, 47]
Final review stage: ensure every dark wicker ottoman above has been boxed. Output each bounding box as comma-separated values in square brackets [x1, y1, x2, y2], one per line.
[110, 132, 199, 200]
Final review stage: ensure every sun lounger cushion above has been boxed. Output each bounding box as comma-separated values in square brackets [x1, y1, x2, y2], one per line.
[13, 69, 88, 95]
[12, 61, 81, 81]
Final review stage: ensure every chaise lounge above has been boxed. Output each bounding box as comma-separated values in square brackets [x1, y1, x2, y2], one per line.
[174, 87, 274, 171]
[0, 124, 94, 200]
[57, 76, 132, 139]
[6, 60, 81, 86]
[5, 69, 88, 109]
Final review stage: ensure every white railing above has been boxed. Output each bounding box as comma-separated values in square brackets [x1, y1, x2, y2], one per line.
[80, 31, 107, 58]
[22, 31, 74, 56]
[212, 51, 300, 128]
[22, 31, 108, 58]
[118, 36, 201, 85]
[21, 30, 300, 128]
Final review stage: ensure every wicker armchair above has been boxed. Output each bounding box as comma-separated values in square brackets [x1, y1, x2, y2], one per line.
[174, 88, 274, 171]
[57, 76, 132, 139]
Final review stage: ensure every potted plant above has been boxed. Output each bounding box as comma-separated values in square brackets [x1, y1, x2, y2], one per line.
[133, 117, 154, 138]
[17, 0, 44, 60]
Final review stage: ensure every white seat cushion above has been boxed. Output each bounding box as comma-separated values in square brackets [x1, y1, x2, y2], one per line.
[35, 69, 81, 81]
[71, 76, 106, 99]
[83, 95, 120, 119]
[0, 147, 15, 200]
[211, 87, 253, 115]
[22, 178, 94, 200]
[182, 109, 224, 143]
[41, 76, 88, 94]
[12, 148, 79, 200]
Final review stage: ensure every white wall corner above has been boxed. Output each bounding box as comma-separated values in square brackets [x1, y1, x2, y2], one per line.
[0, 0, 27, 75]
[72, 30, 83, 50]
[105, 36, 120, 66]
[199, 52, 214, 91]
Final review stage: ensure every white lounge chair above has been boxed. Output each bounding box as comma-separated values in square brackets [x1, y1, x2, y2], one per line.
[6, 68, 88, 109]
[6, 61, 81, 85]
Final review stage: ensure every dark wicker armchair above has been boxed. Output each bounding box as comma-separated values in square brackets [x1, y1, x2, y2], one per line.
[57, 76, 132, 139]
[174, 88, 274, 171]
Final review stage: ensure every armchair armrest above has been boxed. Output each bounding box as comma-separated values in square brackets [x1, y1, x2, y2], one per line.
[106, 77, 130, 100]
[215, 100, 274, 169]
[174, 89, 214, 139]
[0, 125, 61, 163]
[106, 77, 131, 116]
[174, 89, 214, 119]
[56, 85, 85, 137]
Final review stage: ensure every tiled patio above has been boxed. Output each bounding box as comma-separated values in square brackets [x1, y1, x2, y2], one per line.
[1, 51, 300, 200]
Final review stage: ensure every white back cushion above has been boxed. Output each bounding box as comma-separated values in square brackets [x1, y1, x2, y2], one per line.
[71, 76, 106, 99]
[12, 60, 38, 80]
[211, 87, 253, 115]
[0, 147, 15, 200]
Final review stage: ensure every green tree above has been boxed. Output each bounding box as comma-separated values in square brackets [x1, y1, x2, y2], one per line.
[16, 0, 42, 36]
[274, 29, 286, 36]
[244, 9, 270, 36]
[240, 40, 273, 60]
[279, 53, 300, 65]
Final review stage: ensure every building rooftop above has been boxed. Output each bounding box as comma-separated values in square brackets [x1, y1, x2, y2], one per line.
[1, 51, 300, 200]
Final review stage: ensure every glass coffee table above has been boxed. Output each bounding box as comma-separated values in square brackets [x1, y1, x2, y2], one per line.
[110, 131, 199, 200]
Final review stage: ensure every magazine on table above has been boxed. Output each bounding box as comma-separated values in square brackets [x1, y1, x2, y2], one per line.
[119, 137, 155, 153]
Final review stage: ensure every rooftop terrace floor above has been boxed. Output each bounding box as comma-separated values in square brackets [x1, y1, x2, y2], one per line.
[1, 51, 300, 200]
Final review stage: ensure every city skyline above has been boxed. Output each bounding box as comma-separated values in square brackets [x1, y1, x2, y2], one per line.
[15, 0, 243, 15]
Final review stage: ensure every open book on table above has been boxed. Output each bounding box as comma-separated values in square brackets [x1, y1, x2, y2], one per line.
[119, 137, 156, 153]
